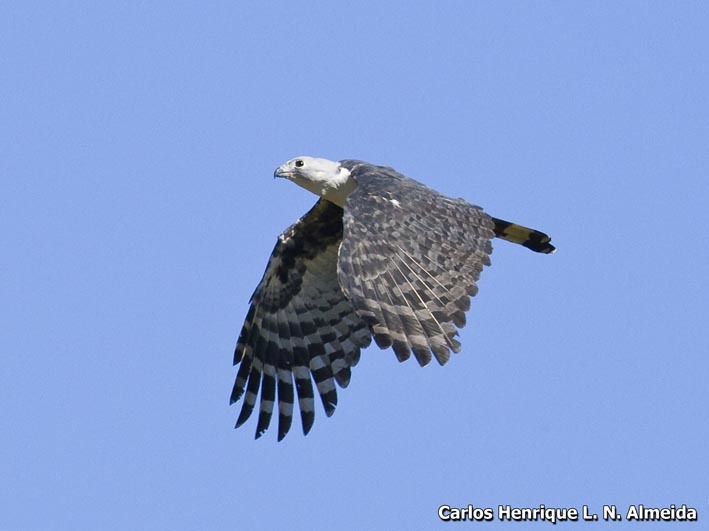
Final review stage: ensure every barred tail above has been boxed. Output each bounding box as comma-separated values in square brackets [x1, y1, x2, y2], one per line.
[492, 217, 555, 254]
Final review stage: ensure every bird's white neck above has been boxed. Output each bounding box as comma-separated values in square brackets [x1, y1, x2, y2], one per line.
[296, 166, 356, 208]
[319, 167, 356, 208]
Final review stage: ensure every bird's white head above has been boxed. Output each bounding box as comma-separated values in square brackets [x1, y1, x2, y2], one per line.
[274, 156, 355, 208]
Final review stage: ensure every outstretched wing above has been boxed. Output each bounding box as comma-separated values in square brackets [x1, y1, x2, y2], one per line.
[337, 161, 495, 367]
[231, 199, 372, 440]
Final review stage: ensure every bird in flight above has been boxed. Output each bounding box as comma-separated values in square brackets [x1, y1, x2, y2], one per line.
[231, 157, 554, 440]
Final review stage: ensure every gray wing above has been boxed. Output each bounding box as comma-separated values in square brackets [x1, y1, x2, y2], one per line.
[231, 199, 372, 440]
[337, 161, 495, 366]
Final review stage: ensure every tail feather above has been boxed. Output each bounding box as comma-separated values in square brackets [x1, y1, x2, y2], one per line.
[492, 217, 555, 254]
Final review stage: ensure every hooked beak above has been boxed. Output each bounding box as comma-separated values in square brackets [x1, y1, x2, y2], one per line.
[273, 165, 291, 179]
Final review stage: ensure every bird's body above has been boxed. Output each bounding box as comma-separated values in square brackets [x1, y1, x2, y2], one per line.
[232, 157, 554, 440]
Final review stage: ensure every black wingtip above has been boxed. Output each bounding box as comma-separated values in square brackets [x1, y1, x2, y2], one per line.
[277, 412, 292, 442]
[229, 385, 242, 405]
[301, 411, 315, 436]
[235, 402, 254, 428]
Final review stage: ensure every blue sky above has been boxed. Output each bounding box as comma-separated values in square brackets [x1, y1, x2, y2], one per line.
[2, 2, 708, 530]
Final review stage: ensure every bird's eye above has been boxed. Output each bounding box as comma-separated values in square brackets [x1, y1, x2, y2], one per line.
[295, 160, 304, 168]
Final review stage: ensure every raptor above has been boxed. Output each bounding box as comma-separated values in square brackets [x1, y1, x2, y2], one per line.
[231, 157, 554, 440]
